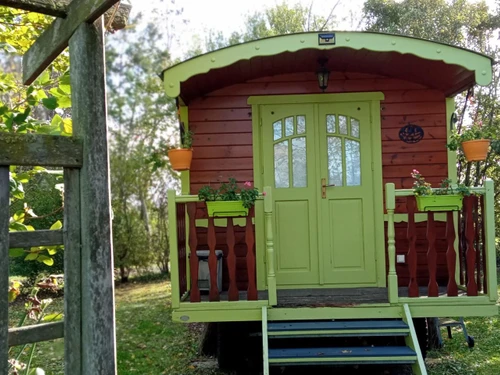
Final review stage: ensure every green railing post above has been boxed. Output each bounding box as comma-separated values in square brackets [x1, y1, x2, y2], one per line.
[264, 186, 277, 306]
[168, 190, 180, 309]
[483, 179, 498, 303]
[386, 183, 398, 304]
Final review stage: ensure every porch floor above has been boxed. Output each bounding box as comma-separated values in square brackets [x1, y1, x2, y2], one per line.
[197, 287, 466, 306]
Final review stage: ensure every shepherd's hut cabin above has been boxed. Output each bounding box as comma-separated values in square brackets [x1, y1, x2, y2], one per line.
[161, 32, 498, 374]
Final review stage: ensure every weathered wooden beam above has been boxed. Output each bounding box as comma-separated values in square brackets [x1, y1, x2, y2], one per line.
[23, 0, 121, 85]
[0, 1, 131, 31]
[69, 19, 116, 374]
[0, 133, 82, 167]
[63, 167, 82, 374]
[9, 229, 63, 248]
[0, 167, 10, 375]
[8, 321, 64, 347]
[0, 0, 68, 17]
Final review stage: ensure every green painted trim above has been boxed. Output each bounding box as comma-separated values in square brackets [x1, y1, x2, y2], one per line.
[262, 307, 269, 375]
[195, 218, 250, 227]
[268, 356, 417, 364]
[399, 296, 491, 305]
[178, 300, 268, 311]
[370, 98, 386, 287]
[168, 189, 180, 309]
[268, 306, 403, 321]
[179, 105, 190, 195]
[385, 183, 398, 304]
[172, 308, 264, 323]
[402, 305, 427, 375]
[264, 186, 277, 306]
[446, 98, 458, 184]
[384, 213, 448, 222]
[248, 92, 384, 105]
[409, 304, 498, 318]
[162, 32, 493, 98]
[252, 104, 267, 291]
[269, 328, 409, 336]
[484, 179, 498, 302]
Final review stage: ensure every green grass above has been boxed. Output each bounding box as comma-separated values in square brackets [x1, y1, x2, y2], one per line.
[8, 278, 500, 374]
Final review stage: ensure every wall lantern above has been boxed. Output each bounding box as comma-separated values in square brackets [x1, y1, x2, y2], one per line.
[316, 57, 330, 92]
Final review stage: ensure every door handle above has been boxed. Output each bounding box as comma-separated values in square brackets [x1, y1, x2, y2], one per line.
[321, 178, 335, 198]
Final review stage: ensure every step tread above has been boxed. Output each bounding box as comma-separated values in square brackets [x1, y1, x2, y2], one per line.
[268, 320, 409, 332]
[268, 346, 417, 359]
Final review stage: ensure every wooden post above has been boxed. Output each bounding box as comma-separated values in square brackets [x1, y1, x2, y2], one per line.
[63, 168, 82, 374]
[68, 19, 116, 375]
[264, 187, 277, 306]
[483, 180, 497, 302]
[168, 190, 180, 308]
[385, 183, 398, 304]
[406, 197, 419, 297]
[0, 166, 9, 375]
[426, 212, 439, 297]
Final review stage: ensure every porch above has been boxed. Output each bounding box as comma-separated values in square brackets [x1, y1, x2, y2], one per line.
[167, 180, 498, 323]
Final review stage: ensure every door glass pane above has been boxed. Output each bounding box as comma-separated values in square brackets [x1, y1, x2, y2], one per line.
[327, 137, 343, 187]
[292, 137, 307, 187]
[297, 115, 306, 134]
[274, 140, 289, 188]
[339, 115, 348, 135]
[351, 118, 360, 138]
[326, 115, 336, 133]
[273, 120, 282, 141]
[345, 139, 361, 186]
[285, 117, 294, 136]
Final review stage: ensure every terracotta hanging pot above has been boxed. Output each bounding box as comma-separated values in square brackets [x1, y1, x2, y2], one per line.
[167, 148, 193, 171]
[461, 139, 490, 162]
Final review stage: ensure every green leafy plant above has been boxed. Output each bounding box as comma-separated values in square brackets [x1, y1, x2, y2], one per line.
[198, 178, 261, 209]
[411, 170, 470, 196]
[446, 123, 490, 151]
[181, 129, 193, 149]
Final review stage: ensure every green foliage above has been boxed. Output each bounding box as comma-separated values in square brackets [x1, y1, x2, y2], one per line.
[198, 178, 260, 209]
[411, 170, 470, 196]
[446, 123, 491, 151]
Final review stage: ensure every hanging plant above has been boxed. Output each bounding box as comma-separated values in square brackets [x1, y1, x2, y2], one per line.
[167, 129, 193, 171]
[447, 122, 490, 162]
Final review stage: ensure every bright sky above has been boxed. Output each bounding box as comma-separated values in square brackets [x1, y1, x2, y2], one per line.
[127, 0, 498, 58]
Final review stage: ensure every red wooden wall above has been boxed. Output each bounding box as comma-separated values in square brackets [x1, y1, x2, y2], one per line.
[187, 71, 449, 289]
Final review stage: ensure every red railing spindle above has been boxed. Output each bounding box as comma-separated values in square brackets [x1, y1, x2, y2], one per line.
[464, 197, 478, 296]
[246, 207, 257, 300]
[177, 203, 187, 296]
[445, 211, 458, 296]
[187, 203, 200, 302]
[458, 208, 466, 285]
[426, 212, 439, 297]
[473, 196, 482, 292]
[226, 217, 238, 301]
[407, 197, 419, 297]
[207, 217, 220, 301]
[480, 195, 487, 294]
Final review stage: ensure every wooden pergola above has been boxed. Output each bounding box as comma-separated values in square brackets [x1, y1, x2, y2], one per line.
[0, 1, 131, 374]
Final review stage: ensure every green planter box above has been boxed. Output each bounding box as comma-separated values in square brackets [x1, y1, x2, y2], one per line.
[415, 195, 463, 212]
[206, 201, 249, 217]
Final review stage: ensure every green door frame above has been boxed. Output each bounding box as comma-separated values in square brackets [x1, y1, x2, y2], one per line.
[249, 93, 386, 290]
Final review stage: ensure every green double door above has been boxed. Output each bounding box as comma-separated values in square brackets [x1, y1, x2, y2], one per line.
[262, 101, 379, 288]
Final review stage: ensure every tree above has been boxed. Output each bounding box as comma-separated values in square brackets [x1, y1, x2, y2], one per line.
[195, 1, 341, 53]
[1, 6, 71, 273]
[106, 14, 178, 281]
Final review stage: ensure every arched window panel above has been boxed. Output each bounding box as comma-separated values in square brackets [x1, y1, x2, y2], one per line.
[273, 115, 308, 188]
[325, 114, 361, 187]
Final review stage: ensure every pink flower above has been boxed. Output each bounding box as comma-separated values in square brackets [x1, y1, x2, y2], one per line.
[244, 181, 252, 187]
[262, 191, 267, 196]
[412, 169, 419, 174]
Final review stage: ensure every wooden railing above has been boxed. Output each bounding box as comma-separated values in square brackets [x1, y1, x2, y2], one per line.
[385, 180, 497, 303]
[168, 189, 277, 306]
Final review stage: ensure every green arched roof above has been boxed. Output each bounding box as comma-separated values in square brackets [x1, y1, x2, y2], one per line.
[161, 31, 493, 99]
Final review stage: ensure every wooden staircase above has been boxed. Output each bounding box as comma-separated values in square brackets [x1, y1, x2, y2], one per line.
[262, 304, 427, 374]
